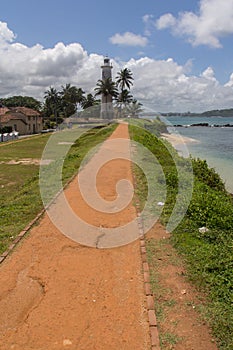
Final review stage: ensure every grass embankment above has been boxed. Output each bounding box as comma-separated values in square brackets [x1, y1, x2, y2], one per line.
[0, 123, 117, 254]
[129, 121, 233, 350]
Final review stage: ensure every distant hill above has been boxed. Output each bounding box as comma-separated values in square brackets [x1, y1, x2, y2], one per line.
[201, 108, 233, 117]
[161, 108, 233, 117]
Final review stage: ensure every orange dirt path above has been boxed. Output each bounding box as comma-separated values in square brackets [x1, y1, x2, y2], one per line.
[0, 123, 150, 350]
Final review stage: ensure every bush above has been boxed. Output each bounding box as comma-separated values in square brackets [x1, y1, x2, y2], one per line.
[192, 158, 226, 192]
[130, 122, 233, 350]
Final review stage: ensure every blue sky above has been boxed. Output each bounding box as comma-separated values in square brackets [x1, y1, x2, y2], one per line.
[1, 0, 233, 112]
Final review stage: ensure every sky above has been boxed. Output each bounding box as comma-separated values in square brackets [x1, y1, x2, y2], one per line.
[1, 0, 233, 112]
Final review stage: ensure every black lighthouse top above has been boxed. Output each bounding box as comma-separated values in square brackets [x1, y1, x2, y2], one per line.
[104, 57, 109, 65]
[101, 57, 113, 80]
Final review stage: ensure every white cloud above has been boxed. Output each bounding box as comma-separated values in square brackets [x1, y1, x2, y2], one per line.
[1, 21, 233, 112]
[0, 23, 102, 98]
[156, 0, 233, 48]
[156, 13, 176, 30]
[142, 14, 154, 36]
[225, 73, 233, 87]
[127, 58, 233, 112]
[143, 14, 152, 23]
[0, 21, 15, 44]
[32, 42, 87, 77]
[201, 67, 217, 82]
[109, 32, 148, 47]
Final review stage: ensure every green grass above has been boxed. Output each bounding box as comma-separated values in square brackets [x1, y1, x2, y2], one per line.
[0, 134, 51, 160]
[129, 122, 233, 350]
[160, 332, 181, 348]
[0, 134, 51, 199]
[127, 116, 168, 136]
[0, 123, 117, 254]
[146, 236, 183, 349]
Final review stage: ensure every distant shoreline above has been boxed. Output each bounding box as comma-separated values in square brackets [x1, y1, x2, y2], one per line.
[172, 123, 233, 128]
[161, 132, 200, 147]
[161, 131, 233, 195]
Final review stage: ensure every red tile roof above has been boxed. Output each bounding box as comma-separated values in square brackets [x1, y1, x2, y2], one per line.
[0, 113, 27, 125]
[11, 107, 40, 116]
[0, 106, 41, 127]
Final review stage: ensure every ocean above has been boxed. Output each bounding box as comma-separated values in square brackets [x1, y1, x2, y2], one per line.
[161, 116, 233, 193]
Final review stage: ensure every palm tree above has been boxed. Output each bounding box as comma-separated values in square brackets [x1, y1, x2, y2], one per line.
[117, 89, 133, 106]
[44, 87, 59, 102]
[81, 93, 100, 109]
[116, 89, 133, 118]
[44, 87, 62, 126]
[95, 78, 118, 118]
[115, 68, 134, 92]
[95, 78, 118, 102]
[80, 94, 101, 119]
[115, 68, 134, 118]
[126, 99, 143, 118]
[76, 88, 86, 105]
[61, 84, 85, 117]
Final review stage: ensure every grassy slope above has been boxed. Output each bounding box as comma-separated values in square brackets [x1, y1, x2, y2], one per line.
[0, 123, 117, 253]
[129, 120, 233, 350]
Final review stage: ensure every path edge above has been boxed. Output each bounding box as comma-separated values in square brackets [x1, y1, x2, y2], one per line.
[135, 202, 161, 350]
[130, 141, 161, 348]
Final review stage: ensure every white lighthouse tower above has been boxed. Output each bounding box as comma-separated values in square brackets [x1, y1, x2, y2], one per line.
[101, 57, 114, 119]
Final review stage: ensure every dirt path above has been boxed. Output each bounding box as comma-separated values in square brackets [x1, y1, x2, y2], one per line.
[0, 123, 150, 350]
[146, 224, 218, 350]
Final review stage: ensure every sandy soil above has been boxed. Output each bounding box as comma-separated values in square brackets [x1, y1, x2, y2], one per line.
[161, 133, 199, 146]
[0, 123, 150, 350]
[0, 159, 41, 165]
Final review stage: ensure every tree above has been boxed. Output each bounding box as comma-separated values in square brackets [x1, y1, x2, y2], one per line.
[1, 96, 41, 111]
[44, 87, 62, 126]
[115, 89, 133, 118]
[125, 99, 143, 118]
[95, 78, 118, 118]
[115, 68, 134, 118]
[117, 89, 133, 106]
[76, 88, 86, 105]
[94, 78, 118, 103]
[60, 84, 85, 118]
[115, 68, 134, 92]
[81, 93, 100, 109]
[61, 84, 85, 104]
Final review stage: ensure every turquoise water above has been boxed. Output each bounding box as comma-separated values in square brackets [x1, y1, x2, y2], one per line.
[162, 116, 233, 193]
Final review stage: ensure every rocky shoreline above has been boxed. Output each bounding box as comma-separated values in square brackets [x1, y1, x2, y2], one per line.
[173, 122, 233, 127]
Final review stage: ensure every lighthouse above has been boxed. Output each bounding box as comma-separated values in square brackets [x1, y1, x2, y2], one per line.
[101, 56, 112, 81]
[100, 57, 114, 119]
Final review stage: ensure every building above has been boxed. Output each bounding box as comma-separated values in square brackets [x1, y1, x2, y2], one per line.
[100, 57, 114, 119]
[0, 106, 43, 135]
